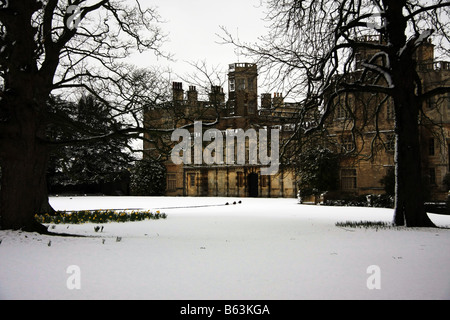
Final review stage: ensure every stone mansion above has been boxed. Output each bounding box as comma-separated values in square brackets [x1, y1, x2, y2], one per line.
[144, 40, 450, 200]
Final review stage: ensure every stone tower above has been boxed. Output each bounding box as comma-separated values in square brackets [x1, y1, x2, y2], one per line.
[227, 63, 258, 117]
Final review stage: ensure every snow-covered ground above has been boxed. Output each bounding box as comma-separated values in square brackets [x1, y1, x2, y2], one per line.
[1, 196, 449, 300]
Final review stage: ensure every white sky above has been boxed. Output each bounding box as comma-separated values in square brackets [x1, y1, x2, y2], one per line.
[128, 0, 268, 86]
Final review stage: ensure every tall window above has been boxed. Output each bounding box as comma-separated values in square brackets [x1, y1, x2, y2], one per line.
[386, 133, 395, 152]
[237, 172, 244, 188]
[335, 95, 353, 120]
[341, 135, 354, 152]
[229, 79, 235, 92]
[341, 169, 357, 190]
[189, 173, 196, 187]
[167, 174, 177, 192]
[228, 102, 235, 115]
[248, 78, 255, 90]
[429, 138, 435, 156]
[335, 105, 347, 120]
[237, 79, 246, 91]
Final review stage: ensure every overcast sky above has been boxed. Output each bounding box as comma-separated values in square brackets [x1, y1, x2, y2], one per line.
[129, 0, 268, 85]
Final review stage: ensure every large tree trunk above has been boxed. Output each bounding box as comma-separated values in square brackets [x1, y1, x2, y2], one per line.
[0, 100, 50, 233]
[385, 0, 435, 227]
[0, 143, 50, 232]
[0, 0, 56, 232]
[393, 93, 435, 227]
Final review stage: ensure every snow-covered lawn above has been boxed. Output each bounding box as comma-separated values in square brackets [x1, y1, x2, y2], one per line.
[1, 196, 449, 300]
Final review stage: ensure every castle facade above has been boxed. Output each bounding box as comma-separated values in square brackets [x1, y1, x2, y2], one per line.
[145, 40, 450, 201]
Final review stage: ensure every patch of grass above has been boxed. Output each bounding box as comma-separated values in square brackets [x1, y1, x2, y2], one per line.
[336, 220, 450, 230]
[335, 220, 394, 230]
[35, 209, 167, 225]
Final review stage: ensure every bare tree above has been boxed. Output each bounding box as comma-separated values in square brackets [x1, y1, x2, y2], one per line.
[0, 0, 169, 232]
[222, 0, 450, 227]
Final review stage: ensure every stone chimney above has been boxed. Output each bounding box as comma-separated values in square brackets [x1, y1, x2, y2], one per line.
[261, 93, 272, 109]
[187, 86, 198, 106]
[172, 82, 184, 102]
[273, 92, 284, 108]
[209, 85, 225, 105]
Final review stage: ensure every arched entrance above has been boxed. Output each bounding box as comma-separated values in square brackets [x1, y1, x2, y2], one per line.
[248, 172, 259, 197]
